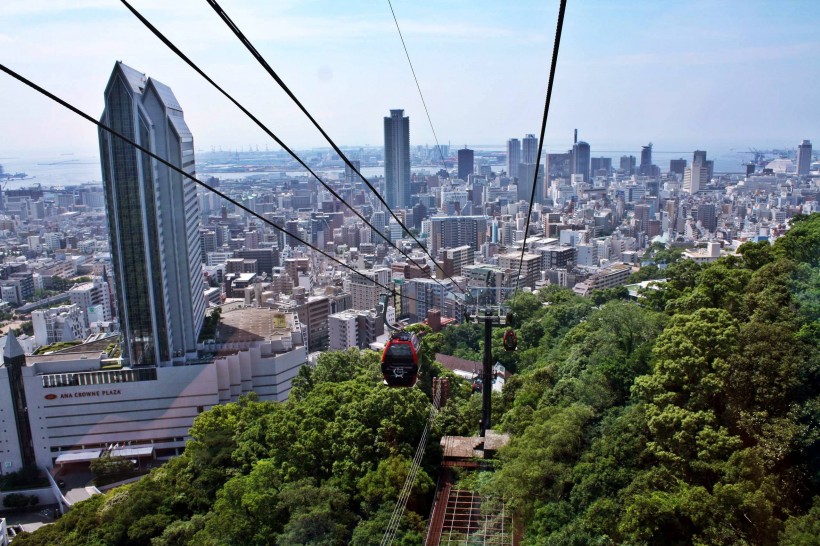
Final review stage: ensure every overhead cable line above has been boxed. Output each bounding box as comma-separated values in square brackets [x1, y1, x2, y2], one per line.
[205, 0, 467, 296]
[0, 63, 435, 307]
[381, 386, 442, 545]
[514, 0, 567, 298]
[386, 0, 447, 170]
[119, 0, 457, 296]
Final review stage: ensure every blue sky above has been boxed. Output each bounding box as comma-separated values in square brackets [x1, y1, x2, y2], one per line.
[1, 0, 818, 158]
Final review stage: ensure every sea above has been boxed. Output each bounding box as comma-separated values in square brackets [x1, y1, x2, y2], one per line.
[0, 150, 751, 190]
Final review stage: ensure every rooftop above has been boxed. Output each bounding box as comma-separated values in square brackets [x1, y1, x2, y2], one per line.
[216, 307, 300, 344]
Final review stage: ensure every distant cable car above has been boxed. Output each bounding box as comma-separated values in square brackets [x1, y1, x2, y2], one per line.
[381, 330, 421, 387]
[503, 329, 518, 352]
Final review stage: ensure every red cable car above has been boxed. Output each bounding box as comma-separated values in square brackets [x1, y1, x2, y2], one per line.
[381, 331, 421, 387]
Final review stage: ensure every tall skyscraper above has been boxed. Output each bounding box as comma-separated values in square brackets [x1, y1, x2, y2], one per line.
[620, 155, 636, 175]
[522, 134, 539, 164]
[683, 151, 709, 195]
[669, 158, 687, 175]
[99, 62, 205, 366]
[384, 109, 411, 209]
[506, 138, 521, 179]
[641, 143, 653, 168]
[571, 131, 591, 182]
[797, 139, 812, 175]
[344, 159, 361, 182]
[458, 148, 474, 180]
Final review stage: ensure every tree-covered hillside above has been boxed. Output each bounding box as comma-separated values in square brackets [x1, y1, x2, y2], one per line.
[14, 214, 819, 545]
[478, 213, 820, 545]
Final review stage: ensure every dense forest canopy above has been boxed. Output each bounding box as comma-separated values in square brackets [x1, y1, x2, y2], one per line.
[13, 213, 820, 545]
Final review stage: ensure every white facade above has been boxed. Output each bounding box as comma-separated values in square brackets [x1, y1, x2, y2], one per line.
[31, 305, 86, 348]
[0, 317, 307, 472]
[328, 311, 358, 351]
[68, 277, 112, 324]
[350, 268, 391, 311]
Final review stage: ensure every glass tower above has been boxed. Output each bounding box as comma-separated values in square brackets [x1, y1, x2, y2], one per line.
[99, 62, 205, 366]
[384, 109, 411, 210]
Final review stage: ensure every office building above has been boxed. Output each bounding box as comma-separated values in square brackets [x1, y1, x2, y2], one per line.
[591, 157, 612, 177]
[344, 159, 361, 182]
[684, 151, 709, 195]
[797, 140, 812, 176]
[68, 277, 112, 324]
[350, 268, 391, 311]
[384, 109, 411, 209]
[99, 62, 205, 366]
[522, 134, 539, 164]
[639, 143, 658, 176]
[458, 148, 474, 181]
[0, 310, 307, 472]
[429, 216, 488, 254]
[328, 309, 383, 350]
[571, 132, 591, 182]
[620, 155, 636, 175]
[506, 138, 521, 179]
[697, 203, 718, 232]
[669, 158, 687, 175]
[31, 304, 87, 347]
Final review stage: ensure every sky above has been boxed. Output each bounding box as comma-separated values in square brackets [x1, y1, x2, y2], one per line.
[1, 0, 819, 160]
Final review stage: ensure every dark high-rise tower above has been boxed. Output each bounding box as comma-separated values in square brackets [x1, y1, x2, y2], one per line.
[4, 332, 35, 468]
[384, 109, 411, 209]
[506, 138, 521, 179]
[797, 139, 812, 176]
[641, 143, 653, 168]
[99, 62, 205, 366]
[571, 131, 591, 182]
[522, 134, 538, 164]
[458, 148, 474, 180]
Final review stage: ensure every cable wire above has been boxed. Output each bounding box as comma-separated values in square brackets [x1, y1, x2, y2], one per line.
[514, 0, 567, 298]
[119, 0, 457, 296]
[385, 0, 447, 170]
[381, 386, 442, 545]
[0, 63, 438, 307]
[205, 0, 467, 295]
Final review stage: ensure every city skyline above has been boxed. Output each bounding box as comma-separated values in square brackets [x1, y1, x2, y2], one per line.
[1, 1, 820, 158]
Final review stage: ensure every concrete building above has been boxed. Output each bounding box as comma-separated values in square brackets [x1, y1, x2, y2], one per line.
[403, 278, 453, 322]
[498, 252, 540, 290]
[68, 277, 113, 325]
[0, 309, 307, 473]
[328, 309, 384, 350]
[441, 245, 473, 278]
[350, 268, 391, 311]
[429, 216, 488, 255]
[99, 62, 205, 366]
[31, 305, 86, 348]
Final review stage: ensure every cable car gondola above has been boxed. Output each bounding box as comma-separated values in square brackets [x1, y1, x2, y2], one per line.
[381, 330, 421, 387]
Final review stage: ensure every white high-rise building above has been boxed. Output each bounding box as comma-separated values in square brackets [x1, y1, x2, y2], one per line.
[683, 160, 708, 195]
[68, 277, 112, 324]
[506, 138, 521, 179]
[99, 62, 205, 366]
